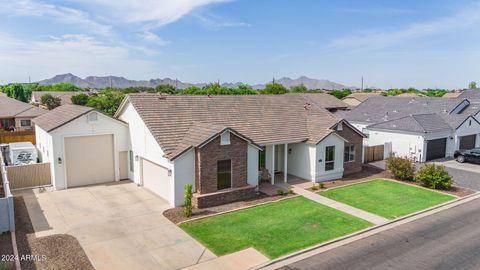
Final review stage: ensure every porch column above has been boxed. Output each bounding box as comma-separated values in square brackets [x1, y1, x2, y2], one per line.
[271, 144, 275, 185]
[284, 143, 288, 183]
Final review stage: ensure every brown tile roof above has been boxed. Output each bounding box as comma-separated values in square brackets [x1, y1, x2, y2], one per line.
[121, 94, 341, 160]
[33, 104, 94, 132]
[297, 93, 349, 109]
[0, 95, 47, 118]
[442, 92, 462, 98]
[343, 92, 382, 102]
[31, 91, 85, 105]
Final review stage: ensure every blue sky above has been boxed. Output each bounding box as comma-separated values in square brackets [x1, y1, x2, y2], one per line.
[0, 0, 479, 89]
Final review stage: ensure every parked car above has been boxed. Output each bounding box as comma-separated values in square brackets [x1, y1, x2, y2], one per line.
[454, 148, 480, 164]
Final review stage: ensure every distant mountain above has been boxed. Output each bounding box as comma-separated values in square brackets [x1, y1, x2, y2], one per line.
[37, 74, 353, 90]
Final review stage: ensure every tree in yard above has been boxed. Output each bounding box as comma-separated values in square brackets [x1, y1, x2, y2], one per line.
[40, 94, 62, 110]
[184, 184, 193, 217]
[290, 84, 308, 93]
[469, 81, 477, 89]
[5, 83, 31, 102]
[328, 89, 352, 99]
[261, 83, 288, 94]
[71, 93, 89, 106]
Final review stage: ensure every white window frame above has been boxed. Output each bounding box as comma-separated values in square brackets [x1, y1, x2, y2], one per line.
[325, 145, 335, 171]
[344, 145, 355, 162]
[20, 119, 31, 127]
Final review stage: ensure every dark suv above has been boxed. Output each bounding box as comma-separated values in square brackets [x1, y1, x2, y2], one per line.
[454, 148, 480, 164]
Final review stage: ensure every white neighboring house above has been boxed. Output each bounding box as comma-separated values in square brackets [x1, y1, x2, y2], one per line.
[33, 104, 130, 190]
[342, 96, 480, 162]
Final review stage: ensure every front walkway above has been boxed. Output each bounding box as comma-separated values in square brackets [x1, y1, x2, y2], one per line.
[279, 184, 389, 225]
[14, 181, 216, 270]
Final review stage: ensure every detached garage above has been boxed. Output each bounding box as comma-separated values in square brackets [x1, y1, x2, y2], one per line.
[33, 104, 130, 190]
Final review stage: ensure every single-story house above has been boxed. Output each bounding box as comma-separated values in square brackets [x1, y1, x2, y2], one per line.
[342, 92, 382, 107]
[33, 104, 130, 190]
[0, 95, 47, 131]
[342, 96, 480, 162]
[30, 91, 86, 106]
[115, 94, 365, 207]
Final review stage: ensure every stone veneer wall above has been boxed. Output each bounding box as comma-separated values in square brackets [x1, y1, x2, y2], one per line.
[192, 185, 256, 208]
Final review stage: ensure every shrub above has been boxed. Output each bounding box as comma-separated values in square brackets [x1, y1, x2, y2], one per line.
[319, 182, 325, 189]
[183, 184, 193, 217]
[386, 156, 415, 181]
[276, 189, 285, 196]
[415, 164, 452, 190]
[40, 93, 62, 110]
[71, 93, 89, 105]
[288, 188, 294, 194]
[311, 183, 319, 190]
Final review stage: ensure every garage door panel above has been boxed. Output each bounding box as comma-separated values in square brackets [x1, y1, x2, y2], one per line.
[65, 135, 115, 187]
[142, 159, 171, 202]
[459, 135, 476, 150]
[426, 138, 447, 161]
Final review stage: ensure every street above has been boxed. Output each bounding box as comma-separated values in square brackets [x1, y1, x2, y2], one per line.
[279, 198, 480, 270]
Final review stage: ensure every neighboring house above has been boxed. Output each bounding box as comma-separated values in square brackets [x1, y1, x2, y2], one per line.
[33, 104, 130, 190]
[343, 96, 480, 162]
[297, 93, 350, 112]
[0, 95, 47, 131]
[442, 91, 462, 98]
[115, 94, 365, 207]
[30, 91, 85, 106]
[457, 89, 480, 99]
[342, 92, 382, 107]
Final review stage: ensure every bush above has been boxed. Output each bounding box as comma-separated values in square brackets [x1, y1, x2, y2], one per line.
[71, 93, 89, 105]
[40, 93, 62, 110]
[288, 188, 294, 194]
[415, 164, 452, 190]
[311, 183, 319, 190]
[319, 182, 325, 189]
[184, 184, 193, 217]
[276, 189, 285, 196]
[386, 156, 415, 181]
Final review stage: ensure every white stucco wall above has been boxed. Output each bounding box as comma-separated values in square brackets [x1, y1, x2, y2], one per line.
[286, 142, 316, 181]
[172, 149, 195, 207]
[368, 129, 425, 162]
[247, 145, 259, 187]
[42, 112, 130, 190]
[316, 134, 344, 181]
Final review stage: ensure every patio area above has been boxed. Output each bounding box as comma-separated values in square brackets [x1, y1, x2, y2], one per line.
[258, 173, 311, 195]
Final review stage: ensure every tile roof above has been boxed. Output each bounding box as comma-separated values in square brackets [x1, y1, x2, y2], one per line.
[458, 89, 480, 99]
[297, 93, 349, 109]
[343, 92, 382, 102]
[121, 94, 341, 160]
[368, 113, 452, 133]
[0, 95, 47, 118]
[344, 96, 480, 132]
[442, 92, 461, 98]
[33, 104, 94, 132]
[31, 91, 85, 105]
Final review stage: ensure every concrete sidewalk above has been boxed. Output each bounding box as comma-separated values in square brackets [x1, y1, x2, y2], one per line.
[284, 185, 389, 225]
[183, 248, 268, 270]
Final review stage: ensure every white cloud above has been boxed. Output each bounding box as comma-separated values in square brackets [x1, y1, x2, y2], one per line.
[328, 2, 480, 51]
[78, 0, 230, 27]
[0, 0, 111, 35]
[0, 33, 161, 84]
[138, 30, 170, 46]
[194, 12, 251, 30]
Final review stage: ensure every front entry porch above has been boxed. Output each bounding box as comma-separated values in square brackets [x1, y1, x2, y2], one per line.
[258, 173, 310, 196]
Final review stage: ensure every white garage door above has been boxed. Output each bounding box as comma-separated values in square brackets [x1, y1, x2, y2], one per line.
[141, 158, 171, 202]
[65, 134, 115, 188]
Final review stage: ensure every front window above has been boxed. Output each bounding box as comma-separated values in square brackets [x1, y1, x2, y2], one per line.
[20, 120, 31, 127]
[220, 131, 231, 145]
[325, 146, 335, 171]
[344, 145, 355, 162]
[217, 159, 232, 190]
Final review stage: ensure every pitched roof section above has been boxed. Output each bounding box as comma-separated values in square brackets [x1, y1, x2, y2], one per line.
[123, 94, 340, 160]
[297, 93, 349, 109]
[368, 114, 452, 133]
[32, 91, 85, 105]
[458, 89, 480, 99]
[343, 96, 479, 130]
[33, 104, 94, 132]
[0, 95, 47, 118]
[343, 92, 382, 102]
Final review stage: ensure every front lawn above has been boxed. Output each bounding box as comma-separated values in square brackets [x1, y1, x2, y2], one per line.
[320, 179, 455, 219]
[180, 196, 372, 258]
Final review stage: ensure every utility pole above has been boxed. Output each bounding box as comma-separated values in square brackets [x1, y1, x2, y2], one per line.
[110, 77, 113, 89]
[361, 76, 364, 91]
[28, 76, 31, 84]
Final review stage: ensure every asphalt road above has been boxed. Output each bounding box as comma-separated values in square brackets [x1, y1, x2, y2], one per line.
[279, 198, 480, 270]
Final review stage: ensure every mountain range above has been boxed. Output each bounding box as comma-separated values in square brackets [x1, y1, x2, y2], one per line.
[37, 73, 352, 90]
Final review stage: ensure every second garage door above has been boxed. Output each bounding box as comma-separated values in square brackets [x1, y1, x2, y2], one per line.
[426, 138, 447, 161]
[65, 134, 115, 188]
[459, 135, 476, 150]
[141, 158, 171, 203]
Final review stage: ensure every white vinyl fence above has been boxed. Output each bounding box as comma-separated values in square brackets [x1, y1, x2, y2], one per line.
[0, 155, 15, 233]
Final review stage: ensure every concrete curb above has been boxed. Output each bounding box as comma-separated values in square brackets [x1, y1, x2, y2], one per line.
[253, 191, 480, 270]
[11, 230, 21, 270]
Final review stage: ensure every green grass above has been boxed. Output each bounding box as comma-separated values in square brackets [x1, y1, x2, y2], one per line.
[320, 179, 455, 219]
[180, 196, 372, 258]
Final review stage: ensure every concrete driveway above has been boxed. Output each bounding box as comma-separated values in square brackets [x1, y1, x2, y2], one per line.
[14, 181, 216, 270]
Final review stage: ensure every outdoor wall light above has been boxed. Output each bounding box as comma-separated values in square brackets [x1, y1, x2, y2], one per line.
[168, 169, 172, 176]
[318, 159, 322, 163]
[449, 136, 454, 140]
[57, 157, 62, 164]
[135, 155, 139, 161]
